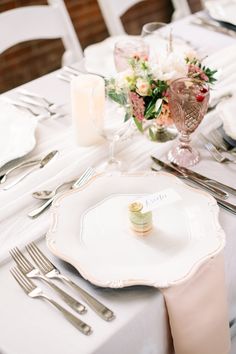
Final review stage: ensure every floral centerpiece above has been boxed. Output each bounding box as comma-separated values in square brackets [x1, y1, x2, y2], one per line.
[106, 50, 217, 141]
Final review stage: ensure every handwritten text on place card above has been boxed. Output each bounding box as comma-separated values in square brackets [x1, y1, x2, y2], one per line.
[136, 188, 181, 213]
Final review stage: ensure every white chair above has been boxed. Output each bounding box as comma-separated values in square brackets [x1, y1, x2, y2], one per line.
[0, 0, 83, 66]
[97, 0, 192, 36]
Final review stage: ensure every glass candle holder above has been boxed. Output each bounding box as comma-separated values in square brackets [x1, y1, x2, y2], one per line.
[114, 38, 149, 72]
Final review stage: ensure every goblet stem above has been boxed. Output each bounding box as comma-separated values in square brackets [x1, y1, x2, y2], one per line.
[106, 136, 121, 170]
[179, 132, 191, 147]
[168, 131, 200, 167]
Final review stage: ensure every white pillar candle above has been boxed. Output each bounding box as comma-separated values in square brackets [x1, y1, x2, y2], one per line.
[71, 74, 105, 146]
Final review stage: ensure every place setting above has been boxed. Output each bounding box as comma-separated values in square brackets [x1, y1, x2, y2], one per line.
[2, 3, 236, 354]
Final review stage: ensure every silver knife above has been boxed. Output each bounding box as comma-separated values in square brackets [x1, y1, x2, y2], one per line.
[191, 17, 236, 38]
[151, 156, 229, 199]
[3, 150, 58, 190]
[151, 163, 236, 215]
[0, 159, 41, 184]
[170, 161, 236, 196]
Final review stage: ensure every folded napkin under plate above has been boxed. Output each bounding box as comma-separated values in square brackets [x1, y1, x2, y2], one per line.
[46, 172, 230, 354]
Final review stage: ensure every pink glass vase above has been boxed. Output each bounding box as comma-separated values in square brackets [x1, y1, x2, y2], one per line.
[167, 77, 210, 167]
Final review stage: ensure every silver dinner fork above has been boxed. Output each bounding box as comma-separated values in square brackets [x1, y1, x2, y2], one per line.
[9, 247, 86, 314]
[10, 267, 92, 335]
[16, 89, 55, 107]
[205, 142, 236, 164]
[26, 242, 115, 322]
[208, 129, 236, 154]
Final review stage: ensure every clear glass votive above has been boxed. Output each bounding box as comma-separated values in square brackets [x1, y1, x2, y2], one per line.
[113, 38, 149, 72]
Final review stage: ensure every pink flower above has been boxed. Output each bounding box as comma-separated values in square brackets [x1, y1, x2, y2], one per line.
[129, 92, 145, 121]
[156, 103, 174, 126]
[188, 64, 209, 82]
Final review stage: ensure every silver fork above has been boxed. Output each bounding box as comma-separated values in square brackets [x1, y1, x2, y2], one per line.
[26, 242, 115, 321]
[16, 89, 54, 107]
[208, 129, 236, 154]
[17, 95, 67, 116]
[205, 142, 236, 163]
[3, 97, 66, 120]
[10, 267, 92, 335]
[9, 247, 86, 315]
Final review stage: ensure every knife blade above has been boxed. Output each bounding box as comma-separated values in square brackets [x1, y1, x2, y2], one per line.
[151, 156, 228, 199]
[170, 161, 236, 196]
[191, 17, 236, 38]
[0, 159, 41, 184]
[151, 163, 236, 215]
[2, 150, 58, 190]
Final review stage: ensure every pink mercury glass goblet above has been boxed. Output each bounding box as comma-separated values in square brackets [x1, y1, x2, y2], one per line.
[167, 77, 210, 167]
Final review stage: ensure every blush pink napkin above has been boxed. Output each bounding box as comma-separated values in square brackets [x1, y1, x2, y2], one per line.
[161, 252, 231, 354]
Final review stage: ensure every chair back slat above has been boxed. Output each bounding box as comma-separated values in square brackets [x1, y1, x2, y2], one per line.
[0, 0, 83, 65]
[97, 0, 192, 36]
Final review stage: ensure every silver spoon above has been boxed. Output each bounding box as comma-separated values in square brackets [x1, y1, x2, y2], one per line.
[32, 179, 76, 200]
[28, 167, 95, 218]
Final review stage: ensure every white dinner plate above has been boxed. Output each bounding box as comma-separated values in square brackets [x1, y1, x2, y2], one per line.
[0, 100, 37, 168]
[205, 0, 236, 26]
[46, 172, 225, 288]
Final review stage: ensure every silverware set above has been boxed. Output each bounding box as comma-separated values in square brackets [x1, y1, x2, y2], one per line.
[10, 242, 115, 334]
[191, 15, 236, 38]
[206, 129, 236, 154]
[200, 133, 236, 164]
[204, 141, 236, 164]
[3, 89, 68, 120]
[58, 65, 104, 83]
[151, 156, 236, 215]
[28, 166, 95, 218]
[0, 150, 58, 190]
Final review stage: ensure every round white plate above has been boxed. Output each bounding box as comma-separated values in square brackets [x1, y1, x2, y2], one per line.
[46, 172, 225, 288]
[0, 100, 37, 168]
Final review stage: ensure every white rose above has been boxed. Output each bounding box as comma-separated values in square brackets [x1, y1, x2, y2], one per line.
[151, 52, 188, 82]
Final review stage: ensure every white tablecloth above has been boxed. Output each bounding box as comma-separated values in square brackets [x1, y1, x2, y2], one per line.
[0, 13, 236, 354]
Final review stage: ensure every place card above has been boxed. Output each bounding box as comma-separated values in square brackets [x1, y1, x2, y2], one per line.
[135, 188, 181, 213]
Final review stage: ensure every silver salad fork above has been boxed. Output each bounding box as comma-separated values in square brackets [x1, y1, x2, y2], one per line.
[26, 242, 115, 321]
[9, 247, 86, 314]
[10, 267, 92, 335]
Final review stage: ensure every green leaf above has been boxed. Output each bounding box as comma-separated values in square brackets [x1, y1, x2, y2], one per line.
[124, 112, 131, 122]
[133, 117, 143, 132]
[108, 91, 126, 105]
